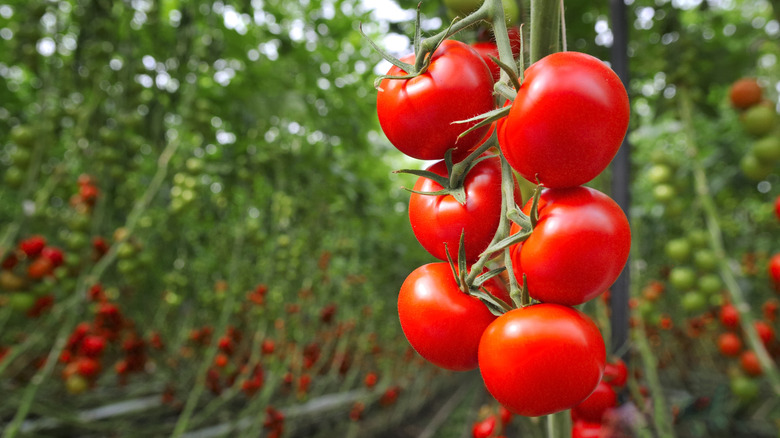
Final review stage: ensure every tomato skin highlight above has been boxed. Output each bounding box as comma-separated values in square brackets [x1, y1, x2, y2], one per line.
[376, 40, 495, 161]
[511, 187, 631, 306]
[398, 263, 509, 372]
[409, 155, 521, 264]
[501, 51, 629, 188]
[478, 303, 606, 417]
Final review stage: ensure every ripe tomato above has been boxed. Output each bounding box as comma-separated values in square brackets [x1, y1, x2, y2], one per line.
[603, 357, 628, 388]
[769, 253, 780, 291]
[471, 29, 521, 82]
[471, 416, 497, 438]
[571, 420, 602, 438]
[19, 235, 47, 258]
[377, 40, 495, 161]
[754, 321, 775, 346]
[409, 155, 521, 264]
[740, 350, 762, 376]
[571, 380, 617, 423]
[729, 78, 762, 109]
[719, 303, 740, 329]
[398, 263, 510, 371]
[500, 52, 629, 188]
[510, 187, 630, 306]
[478, 303, 606, 417]
[27, 256, 54, 280]
[774, 194, 780, 221]
[717, 332, 742, 357]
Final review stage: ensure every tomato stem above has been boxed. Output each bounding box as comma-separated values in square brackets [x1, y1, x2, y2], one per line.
[529, 0, 561, 63]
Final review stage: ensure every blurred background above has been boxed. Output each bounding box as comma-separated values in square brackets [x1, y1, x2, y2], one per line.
[0, 0, 778, 437]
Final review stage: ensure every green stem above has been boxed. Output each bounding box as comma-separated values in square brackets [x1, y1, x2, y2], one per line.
[546, 410, 571, 438]
[530, 0, 560, 63]
[413, 2, 491, 72]
[677, 87, 780, 396]
[634, 320, 676, 438]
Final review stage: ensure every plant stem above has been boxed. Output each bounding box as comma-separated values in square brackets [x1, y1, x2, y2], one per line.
[634, 320, 676, 438]
[545, 410, 571, 438]
[678, 87, 780, 396]
[530, 0, 560, 63]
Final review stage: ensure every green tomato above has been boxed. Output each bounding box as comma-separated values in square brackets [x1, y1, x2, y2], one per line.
[8, 293, 36, 311]
[740, 153, 773, 181]
[741, 105, 777, 137]
[10, 125, 35, 148]
[4, 166, 24, 188]
[669, 266, 696, 290]
[652, 183, 676, 203]
[752, 136, 780, 161]
[10, 147, 31, 167]
[687, 229, 710, 248]
[664, 238, 691, 262]
[647, 164, 673, 184]
[681, 291, 707, 312]
[697, 274, 722, 295]
[730, 375, 759, 402]
[693, 249, 718, 271]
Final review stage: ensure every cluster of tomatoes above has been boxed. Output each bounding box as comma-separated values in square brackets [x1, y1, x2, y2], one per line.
[729, 77, 780, 181]
[374, 6, 631, 418]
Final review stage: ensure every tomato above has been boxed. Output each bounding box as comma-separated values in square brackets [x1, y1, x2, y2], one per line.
[775, 194, 780, 221]
[571, 380, 617, 423]
[19, 235, 47, 258]
[377, 40, 495, 161]
[500, 52, 629, 188]
[571, 420, 602, 438]
[730, 375, 759, 401]
[471, 28, 522, 82]
[763, 299, 779, 322]
[398, 263, 510, 371]
[409, 155, 521, 264]
[740, 350, 762, 376]
[740, 104, 777, 137]
[740, 153, 773, 181]
[769, 253, 780, 291]
[510, 187, 630, 306]
[603, 357, 628, 388]
[471, 416, 497, 438]
[664, 238, 691, 262]
[668, 266, 696, 291]
[717, 332, 742, 357]
[693, 249, 718, 271]
[754, 321, 775, 346]
[41, 247, 65, 268]
[752, 136, 780, 161]
[27, 256, 54, 280]
[478, 303, 606, 417]
[729, 78, 762, 109]
[719, 303, 740, 329]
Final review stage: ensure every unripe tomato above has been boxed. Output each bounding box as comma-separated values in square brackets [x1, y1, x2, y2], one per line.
[478, 304, 606, 417]
[730, 375, 759, 401]
[752, 136, 780, 161]
[664, 238, 692, 262]
[741, 105, 777, 137]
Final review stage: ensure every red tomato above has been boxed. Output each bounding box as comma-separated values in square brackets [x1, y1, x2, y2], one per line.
[41, 246, 65, 268]
[740, 350, 762, 376]
[763, 299, 779, 322]
[471, 416, 497, 438]
[398, 263, 510, 371]
[510, 187, 630, 306]
[409, 155, 521, 264]
[501, 52, 629, 188]
[27, 256, 54, 279]
[719, 303, 740, 329]
[603, 357, 628, 388]
[376, 40, 495, 161]
[19, 235, 46, 258]
[769, 253, 780, 291]
[729, 78, 762, 109]
[754, 321, 775, 346]
[571, 420, 603, 438]
[478, 304, 606, 417]
[471, 42, 502, 82]
[717, 332, 742, 357]
[571, 380, 617, 423]
[774, 194, 780, 221]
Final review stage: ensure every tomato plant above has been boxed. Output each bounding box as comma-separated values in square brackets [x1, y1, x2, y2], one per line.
[510, 186, 631, 306]
[478, 304, 606, 417]
[500, 51, 630, 188]
[398, 263, 510, 371]
[376, 40, 495, 161]
[408, 155, 521, 264]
